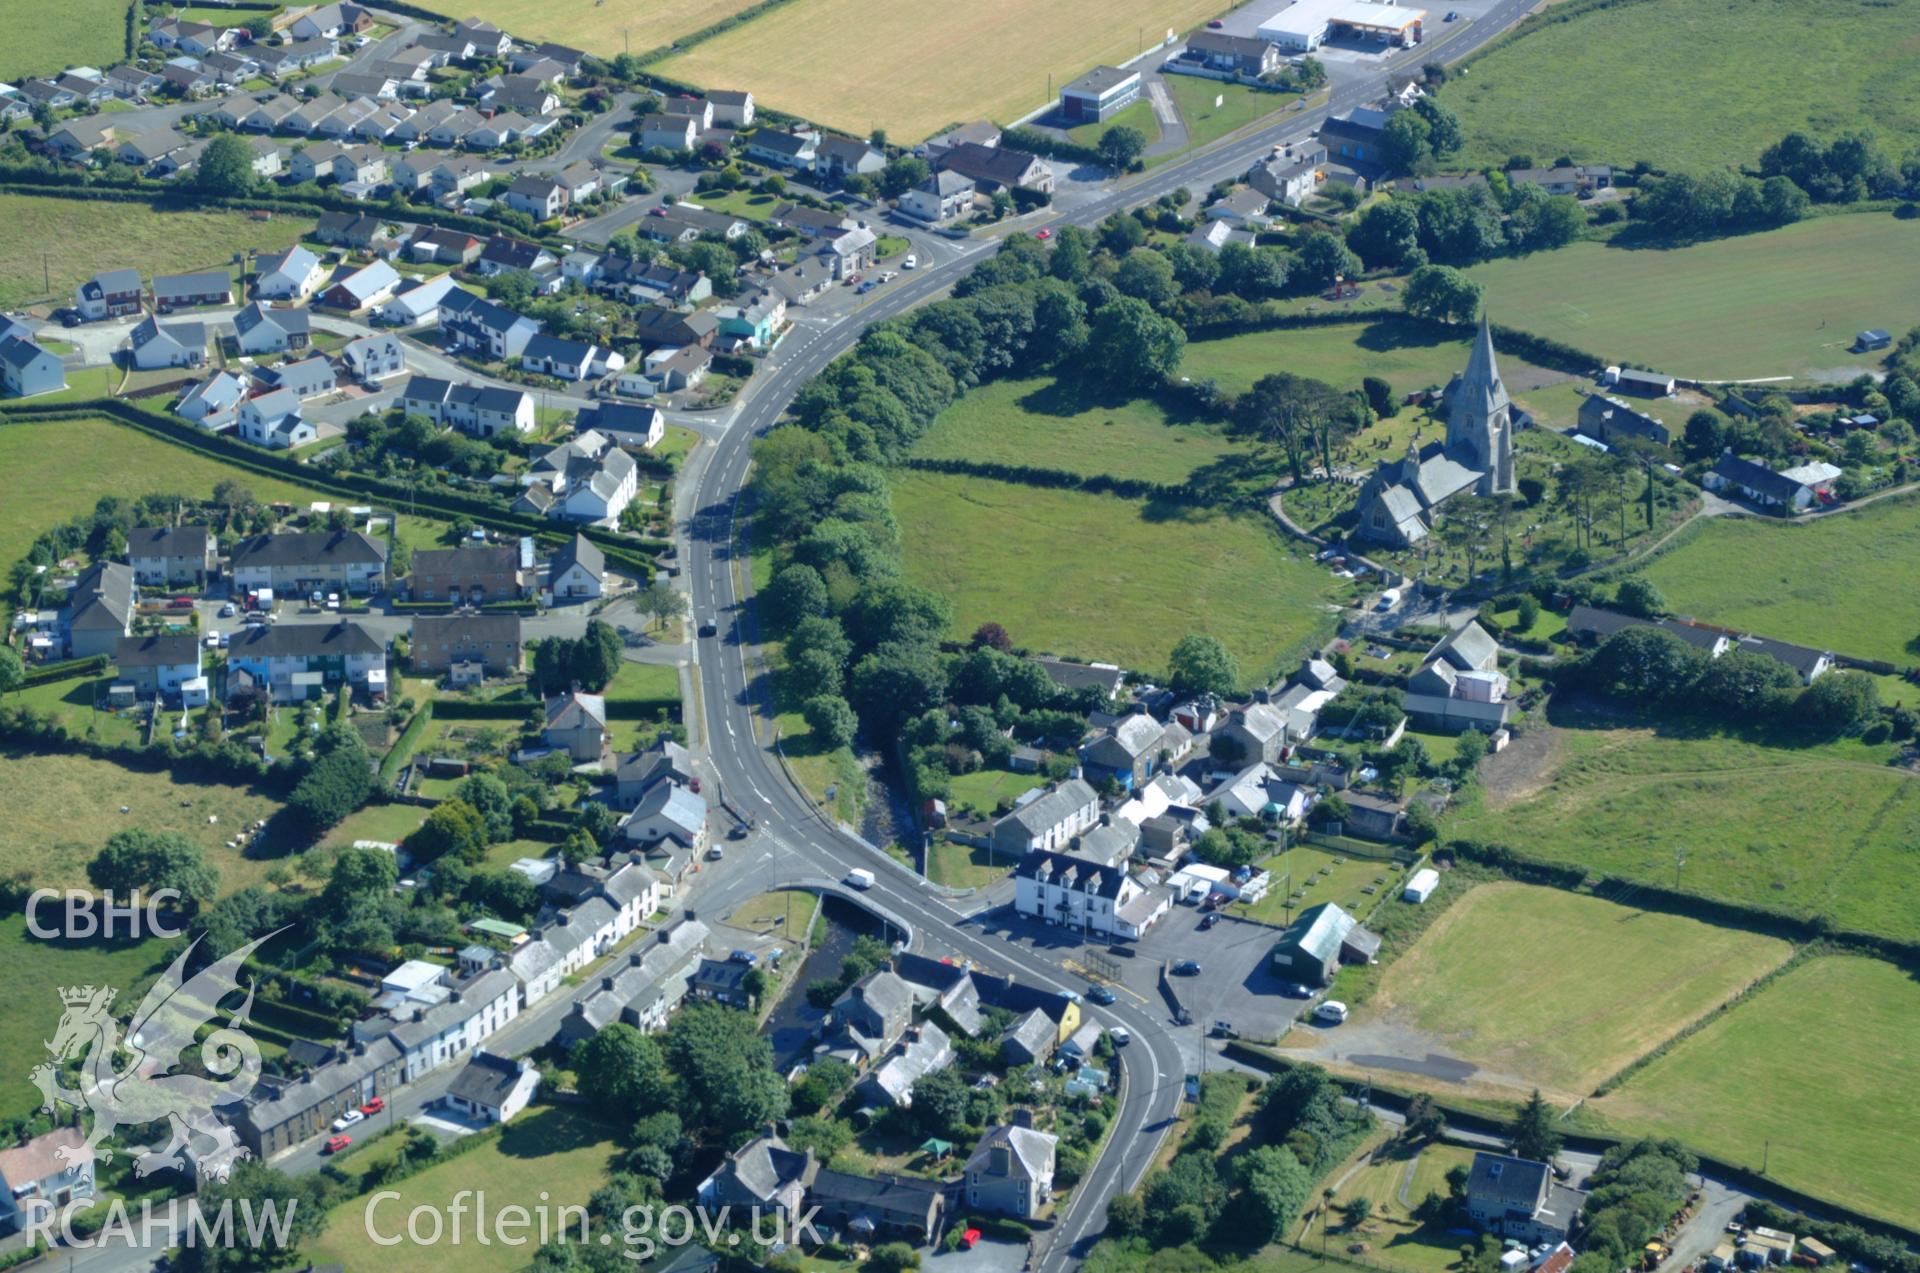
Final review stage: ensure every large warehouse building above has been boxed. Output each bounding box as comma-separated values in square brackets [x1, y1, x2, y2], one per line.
[1257, 0, 1425, 50]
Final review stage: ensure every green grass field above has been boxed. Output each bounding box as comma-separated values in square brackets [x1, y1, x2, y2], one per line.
[0, 194, 311, 310]
[891, 468, 1349, 686]
[659, 0, 1224, 141]
[1184, 317, 1483, 399]
[0, 915, 176, 1123]
[1234, 845, 1406, 924]
[1442, 0, 1920, 171]
[927, 839, 1018, 890]
[0, 0, 129, 82]
[910, 376, 1248, 486]
[1595, 956, 1920, 1231]
[0, 751, 288, 895]
[944, 765, 1048, 818]
[1364, 883, 1792, 1097]
[1467, 215, 1920, 381]
[604, 660, 682, 752]
[308, 1105, 621, 1273]
[1159, 76, 1309, 162]
[1447, 719, 1920, 943]
[1067, 96, 1163, 151]
[0, 417, 328, 567]
[1640, 493, 1920, 669]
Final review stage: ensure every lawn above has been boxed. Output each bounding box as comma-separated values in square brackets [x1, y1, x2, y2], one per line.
[1067, 96, 1162, 150]
[604, 659, 682, 752]
[1160, 76, 1305, 161]
[320, 802, 432, 850]
[1639, 492, 1920, 669]
[659, 0, 1226, 141]
[943, 765, 1048, 819]
[1446, 714, 1920, 943]
[1441, 0, 1920, 172]
[0, 194, 311, 310]
[0, 417, 328, 567]
[0, 0, 129, 82]
[892, 468, 1349, 686]
[401, 0, 759, 57]
[308, 1105, 621, 1273]
[0, 915, 176, 1123]
[1234, 844, 1408, 925]
[910, 376, 1250, 487]
[681, 189, 782, 223]
[1594, 956, 1920, 1232]
[1313, 1140, 1481, 1273]
[1362, 882, 1791, 1098]
[0, 751, 291, 894]
[727, 889, 820, 944]
[1467, 214, 1920, 381]
[927, 839, 1021, 890]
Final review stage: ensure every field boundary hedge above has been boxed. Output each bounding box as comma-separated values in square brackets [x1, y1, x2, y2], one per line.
[896, 455, 1252, 508]
[1177, 309, 1607, 376]
[19, 655, 109, 688]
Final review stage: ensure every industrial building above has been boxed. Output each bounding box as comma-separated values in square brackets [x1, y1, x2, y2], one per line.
[1258, 0, 1425, 50]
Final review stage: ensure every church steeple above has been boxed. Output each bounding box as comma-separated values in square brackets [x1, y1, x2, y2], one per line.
[1446, 312, 1515, 495]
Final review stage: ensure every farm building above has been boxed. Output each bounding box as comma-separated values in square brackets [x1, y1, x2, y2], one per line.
[1269, 902, 1379, 985]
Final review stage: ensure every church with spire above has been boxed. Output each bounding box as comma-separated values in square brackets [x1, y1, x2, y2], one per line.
[1352, 315, 1520, 547]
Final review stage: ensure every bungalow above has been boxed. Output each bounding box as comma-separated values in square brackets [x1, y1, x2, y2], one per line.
[397, 375, 536, 437]
[602, 259, 711, 308]
[227, 619, 386, 696]
[521, 333, 613, 382]
[378, 275, 474, 326]
[127, 525, 215, 586]
[230, 530, 387, 595]
[340, 331, 407, 382]
[549, 532, 606, 600]
[440, 1051, 539, 1124]
[745, 127, 820, 169]
[475, 236, 555, 278]
[426, 106, 486, 147]
[116, 128, 189, 167]
[348, 102, 415, 141]
[631, 307, 717, 351]
[267, 355, 337, 400]
[152, 270, 233, 310]
[1207, 186, 1274, 226]
[1182, 29, 1283, 75]
[233, 302, 312, 355]
[158, 63, 217, 98]
[237, 387, 315, 449]
[329, 72, 399, 104]
[637, 114, 697, 154]
[1703, 455, 1821, 512]
[256, 38, 340, 79]
[174, 370, 247, 430]
[1507, 164, 1612, 197]
[453, 18, 511, 58]
[0, 333, 66, 399]
[106, 65, 164, 99]
[113, 634, 202, 699]
[311, 210, 389, 250]
[900, 170, 975, 224]
[236, 95, 300, 133]
[15, 79, 78, 111]
[76, 268, 143, 320]
[651, 204, 749, 242]
[322, 260, 401, 311]
[129, 316, 207, 370]
[939, 142, 1053, 194]
[391, 100, 460, 145]
[403, 225, 484, 264]
[253, 245, 326, 300]
[290, 2, 372, 40]
[486, 77, 560, 117]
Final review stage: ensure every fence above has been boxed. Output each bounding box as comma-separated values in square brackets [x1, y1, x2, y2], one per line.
[1302, 832, 1418, 863]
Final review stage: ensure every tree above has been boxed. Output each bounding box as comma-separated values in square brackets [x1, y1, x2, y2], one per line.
[1240, 1144, 1314, 1245]
[1349, 199, 1422, 270]
[1509, 1089, 1563, 1164]
[573, 1023, 673, 1118]
[1361, 375, 1396, 418]
[172, 1161, 330, 1273]
[1098, 125, 1147, 173]
[1235, 371, 1355, 482]
[1797, 670, 1880, 734]
[1293, 232, 1360, 289]
[637, 581, 688, 633]
[766, 564, 829, 629]
[803, 694, 857, 748]
[1217, 242, 1290, 299]
[879, 155, 930, 197]
[1107, 1192, 1146, 1236]
[1113, 249, 1179, 307]
[194, 134, 257, 197]
[1381, 108, 1433, 173]
[242, 13, 275, 39]
[1614, 576, 1666, 618]
[0, 645, 22, 697]
[1342, 1196, 1375, 1228]
[1682, 410, 1726, 460]
[1087, 297, 1185, 390]
[455, 773, 514, 842]
[1402, 263, 1483, 324]
[408, 799, 489, 865]
[287, 728, 374, 830]
[867, 1244, 921, 1273]
[89, 830, 219, 907]
[1166, 634, 1238, 698]
[970, 621, 1012, 651]
[662, 1003, 788, 1135]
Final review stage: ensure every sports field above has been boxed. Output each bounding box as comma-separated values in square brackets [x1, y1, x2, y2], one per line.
[0, 417, 328, 566]
[0, 193, 310, 310]
[1467, 214, 1920, 381]
[400, 0, 759, 58]
[1, 0, 129, 83]
[1442, 0, 1920, 171]
[1362, 883, 1790, 1097]
[1595, 956, 1920, 1232]
[659, 0, 1224, 141]
[0, 752, 288, 894]
[892, 469, 1349, 686]
[1446, 722, 1920, 944]
[1640, 492, 1920, 668]
[309, 1106, 621, 1273]
[910, 376, 1247, 486]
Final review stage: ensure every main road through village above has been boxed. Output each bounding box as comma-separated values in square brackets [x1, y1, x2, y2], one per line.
[55, 4, 1542, 1268]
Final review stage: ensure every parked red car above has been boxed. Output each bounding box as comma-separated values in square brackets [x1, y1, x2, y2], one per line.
[325, 1135, 352, 1154]
[960, 1229, 983, 1250]
[359, 1097, 385, 1115]
[1034, 227, 1053, 240]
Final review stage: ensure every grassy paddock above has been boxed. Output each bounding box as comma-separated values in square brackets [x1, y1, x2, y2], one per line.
[1442, 0, 1920, 172]
[0, 751, 289, 894]
[1640, 493, 1920, 669]
[659, 0, 1223, 141]
[0, 194, 311, 310]
[1445, 715, 1920, 943]
[308, 1105, 620, 1273]
[891, 468, 1349, 685]
[1594, 956, 1920, 1232]
[1467, 215, 1920, 381]
[1362, 882, 1792, 1097]
[1, 0, 129, 82]
[909, 375, 1249, 487]
[0, 417, 330, 568]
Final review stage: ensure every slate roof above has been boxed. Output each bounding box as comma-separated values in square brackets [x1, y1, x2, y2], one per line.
[1425, 620, 1499, 672]
[1013, 847, 1128, 899]
[115, 633, 201, 668]
[544, 691, 607, 730]
[999, 779, 1098, 836]
[444, 1050, 525, 1109]
[231, 530, 386, 570]
[129, 525, 210, 560]
[551, 531, 605, 582]
[1467, 1151, 1549, 1213]
[228, 621, 382, 658]
[66, 562, 134, 631]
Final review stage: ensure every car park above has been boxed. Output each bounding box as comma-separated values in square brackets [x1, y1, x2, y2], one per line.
[1199, 912, 1220, 930]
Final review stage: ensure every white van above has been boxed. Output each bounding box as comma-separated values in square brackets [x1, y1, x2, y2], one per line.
[1314, 1000, 1349, 1025]
[843, 868, 875, 891]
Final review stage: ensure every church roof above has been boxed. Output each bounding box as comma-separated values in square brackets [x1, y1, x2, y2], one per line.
[1405, 441, 1483, 507]
[1449, 313, 1509, 438]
